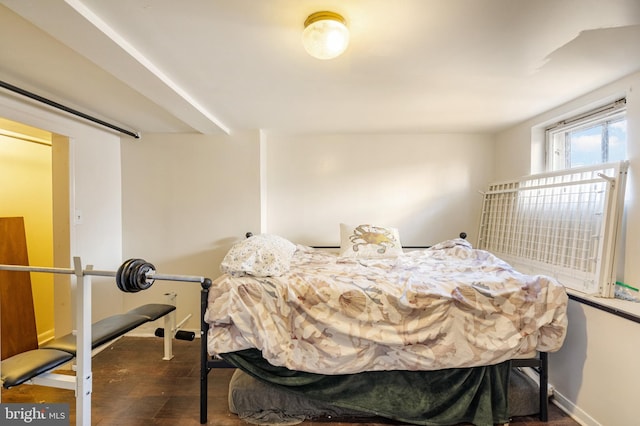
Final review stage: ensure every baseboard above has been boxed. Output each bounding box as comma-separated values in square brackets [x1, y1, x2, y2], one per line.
[519, 366, 554, 396]
[514, 369, 598, 426]
[38, 329, 56, 345]
[125, 331, 157, 338]
[551, 390, 600, 426]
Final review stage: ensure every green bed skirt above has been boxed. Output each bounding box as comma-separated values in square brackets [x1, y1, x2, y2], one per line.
[221, 349, 511, 426]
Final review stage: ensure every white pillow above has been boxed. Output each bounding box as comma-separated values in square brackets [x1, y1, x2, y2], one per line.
[220, 234, 297, 277]
[339, 223, 403, 258]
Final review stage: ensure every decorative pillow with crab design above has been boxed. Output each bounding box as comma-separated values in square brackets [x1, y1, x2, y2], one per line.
[339, 223, 403, 258]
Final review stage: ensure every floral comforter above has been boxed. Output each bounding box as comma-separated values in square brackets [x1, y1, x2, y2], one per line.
[205, 239, 568, 374]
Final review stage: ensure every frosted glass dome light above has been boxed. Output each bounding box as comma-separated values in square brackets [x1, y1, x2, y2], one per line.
[302, 11, 349, 60]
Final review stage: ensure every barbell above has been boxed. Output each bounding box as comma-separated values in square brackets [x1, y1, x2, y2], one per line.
[0, 257, 208, 291]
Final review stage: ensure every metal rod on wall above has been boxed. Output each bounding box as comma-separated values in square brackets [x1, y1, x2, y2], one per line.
[0, 80, 140, 139]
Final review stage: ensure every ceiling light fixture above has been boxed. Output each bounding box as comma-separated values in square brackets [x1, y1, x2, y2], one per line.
[302, 11, 349, 60]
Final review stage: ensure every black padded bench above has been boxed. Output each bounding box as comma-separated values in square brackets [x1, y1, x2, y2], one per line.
[1, 303, 176, 389]
[41, 304, 175, 355]
[1, 349, 75, 388]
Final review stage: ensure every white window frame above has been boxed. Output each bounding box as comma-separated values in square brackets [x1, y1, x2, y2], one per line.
[546, 98, 627, 171]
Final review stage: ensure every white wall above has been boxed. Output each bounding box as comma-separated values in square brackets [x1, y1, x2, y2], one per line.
[0, 93, 123, 332]
[494, 71, 640, 426]
[120, 131, 261, 332]
[117, 131, 493, 333]
[264, 132, 494, 246]
[551, 300, 640, 425]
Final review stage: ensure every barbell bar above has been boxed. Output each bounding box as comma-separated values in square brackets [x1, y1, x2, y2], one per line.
[0, 258, 207, 293]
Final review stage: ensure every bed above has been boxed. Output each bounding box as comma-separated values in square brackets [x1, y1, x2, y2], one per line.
[200, 225, 568, 425]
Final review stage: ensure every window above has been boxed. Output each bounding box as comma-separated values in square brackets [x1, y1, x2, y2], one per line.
[546, 99, 627, 171]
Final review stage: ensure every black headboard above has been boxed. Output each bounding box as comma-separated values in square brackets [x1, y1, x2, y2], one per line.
[244, 231, 467, 248]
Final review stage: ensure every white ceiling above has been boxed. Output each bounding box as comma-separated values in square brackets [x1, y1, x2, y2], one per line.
[1, 0, 639, 136]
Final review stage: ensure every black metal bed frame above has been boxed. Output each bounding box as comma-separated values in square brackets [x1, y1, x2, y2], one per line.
[199, 278, 235, 424]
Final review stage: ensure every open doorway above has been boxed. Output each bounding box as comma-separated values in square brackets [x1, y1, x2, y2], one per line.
[0, 117, 70, 346]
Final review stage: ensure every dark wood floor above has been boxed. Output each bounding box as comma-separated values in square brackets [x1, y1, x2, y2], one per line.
[1, 337, 579, 425]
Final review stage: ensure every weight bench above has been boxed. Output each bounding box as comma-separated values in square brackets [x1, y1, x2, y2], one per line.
[0, 256, 208, 426]
[1, 303, 176, 389]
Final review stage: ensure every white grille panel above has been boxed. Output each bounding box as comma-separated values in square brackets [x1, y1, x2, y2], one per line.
[478, 162, 628, 297]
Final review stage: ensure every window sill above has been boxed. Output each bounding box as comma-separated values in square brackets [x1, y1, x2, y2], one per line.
[566, 289, 640, 324]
